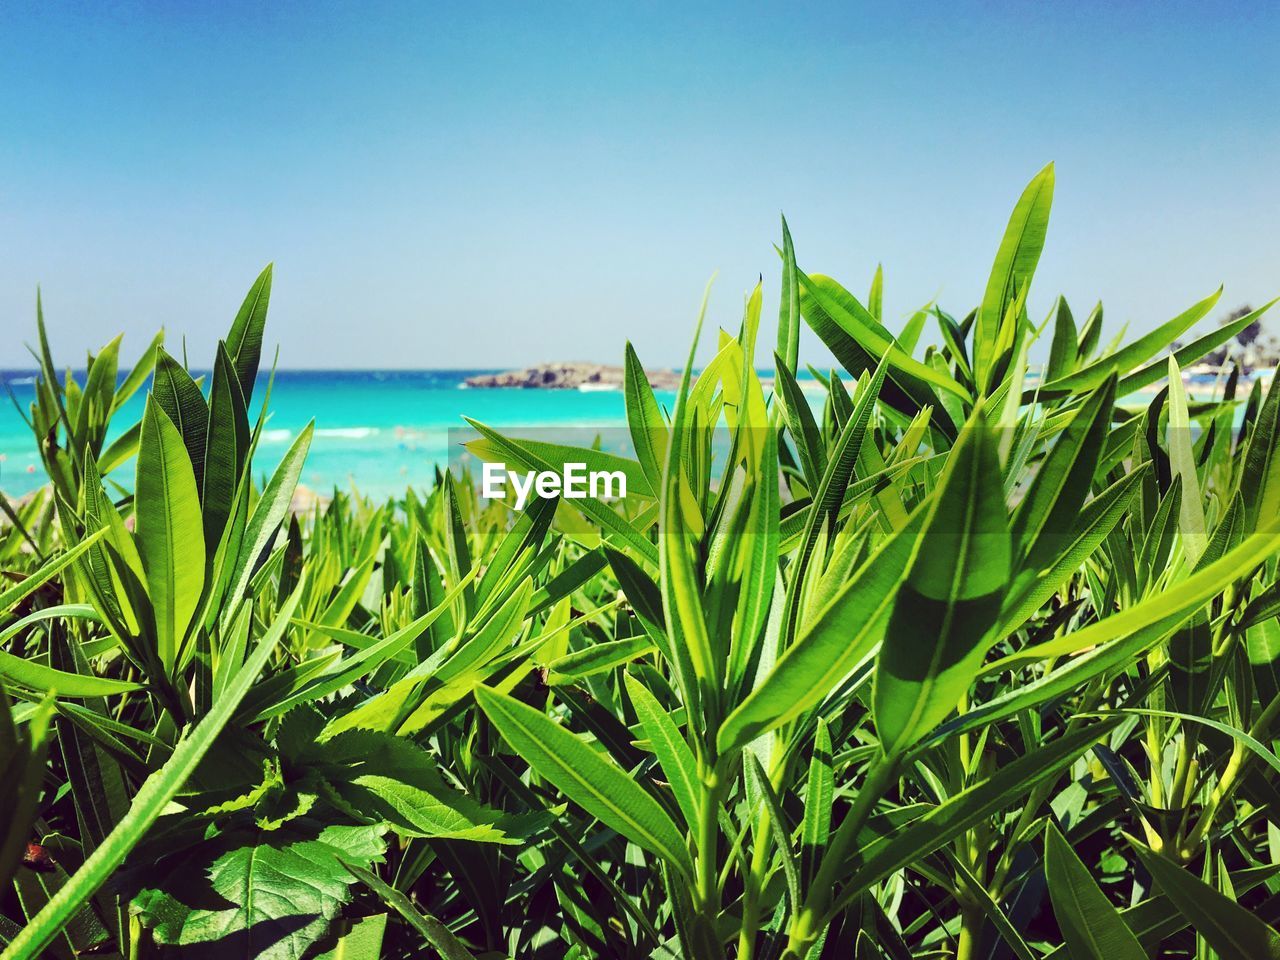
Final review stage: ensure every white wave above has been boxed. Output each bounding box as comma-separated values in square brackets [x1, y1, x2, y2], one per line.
[315, 427, 381, 439]
[260, 428, 294, 443]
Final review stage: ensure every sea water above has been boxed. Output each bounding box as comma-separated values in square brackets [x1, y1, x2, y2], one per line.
[0, 368, 1254, 502]
[0, 369, 677, 501]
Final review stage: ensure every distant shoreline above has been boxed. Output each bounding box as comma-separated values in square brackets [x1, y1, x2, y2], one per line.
[1, 362, 1273, 396]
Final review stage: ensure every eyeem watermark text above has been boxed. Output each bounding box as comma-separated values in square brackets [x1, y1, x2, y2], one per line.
[481, 462, 626, 509]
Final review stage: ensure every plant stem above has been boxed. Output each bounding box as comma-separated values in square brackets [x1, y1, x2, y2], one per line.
[737, 800, 770, 960]
[738, 745, 795, 960]
[955, 904, 983, 960]
[697, 768, 721, 906]
[1182, 691, 1280, 857]
[1145, 705, 1166, 811]
[692, 761, 723, 960]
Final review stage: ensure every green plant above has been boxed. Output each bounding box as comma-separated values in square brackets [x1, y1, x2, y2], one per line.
[2, 164, 1279, 959]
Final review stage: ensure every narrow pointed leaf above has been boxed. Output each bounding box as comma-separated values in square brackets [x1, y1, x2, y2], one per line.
[976, 163, 1054, 391]
[1045, 823, 1146, 960]
[475, 686, 693, 878]
[624, 673, 700, 832]
[226, 263, 272, 404]
[1130, 839, 1280, 959]
[135, 397, 205, 671]
[151, 348, 208, 493]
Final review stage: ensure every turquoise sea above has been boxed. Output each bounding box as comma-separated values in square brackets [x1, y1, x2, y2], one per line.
[1, 367, 1254, 503]
[0, 370, 682, 501]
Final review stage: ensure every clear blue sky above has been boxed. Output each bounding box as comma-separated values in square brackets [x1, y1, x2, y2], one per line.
[1, 1, 1277, 369]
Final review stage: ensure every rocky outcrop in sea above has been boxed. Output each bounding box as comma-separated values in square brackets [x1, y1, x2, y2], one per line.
[463, 362, 682, 391]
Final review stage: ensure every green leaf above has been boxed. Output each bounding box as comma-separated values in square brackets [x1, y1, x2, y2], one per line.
[873, 407, 1011, 755]
[0, 528, 107, 614]
[223, 421, 314, 616]
[833, 721, 1116, 912]
[990, 509, 1280, 673]
[475, 686, 693, 877]
[776, 214, 800, 372]
[727, 426, 781, 687]
[0, 606, 139, 697]
[867, 264, 884, 322]
[718, 503, 927, 755]
[434, 577, 532, 684]
[1010, 376, 1115, 573]
[1136, 475, 1183, 591]
[1166, 356, 1207, 564]
[623, 341, 668, 493]
[1243, 577, 1280, 630]
[946, 852, 1038, 960]
[1044, 823, 1146, 960]
[1248, 617, 1280, 705]
[1105, 708, 1280, 778]
[313, 913, 387, 960]
[135, 396, 206, 672]
[13, 833, 113, 958]
[48, 624, 131, 874]
[1037, 287, 1223, 398]
[1130, 838, 1280, 959]
[319, 731, 512, 842]
[346, 863, 477, 960]
[1074, 302, 1101, 362]
[659, 282, 715, 714]
[744, 752, 800, 910]
[474, 495, 555, 610]
[975, 162, 1054, 392]
[1, 581, 304, 960]
[782, 357, 888, 639]
[260, 575, 474, 721]
[1041, 867, 1280, 960]
[97, 421, 141, 475]
[937, 513, 1280, 745]
[1046, 297, 1078, 381]
[548, 636, 655, 683]
[624, 673, 700, 832]
[134, 824, 386, 960]
[72, 334, 122, 460]
[226, 263, 272, 405]
[202, 342, 251, 551]
[998, 467, 1145, 634]
[111, 329, 163, 413]
[1115, 298, 1278, 398]
[151, 347, 209, 492]
[898, 305, 928, 356]
[312, 556, 377, 635]
[801, 718, 834, 881]
[1240, 361, 1280, 533]
[464, 418, 657, 565]
[798, 269, 970, 401]
[0, 690, 55, 892]
[529, 548, 609, 616]
[774, 352, 826, 490]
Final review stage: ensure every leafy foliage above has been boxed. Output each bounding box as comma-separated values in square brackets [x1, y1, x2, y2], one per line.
[3, 167, 1280, 960]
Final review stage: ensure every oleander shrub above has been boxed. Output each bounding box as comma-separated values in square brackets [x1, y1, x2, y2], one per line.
[3, 165, 1280, 959]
